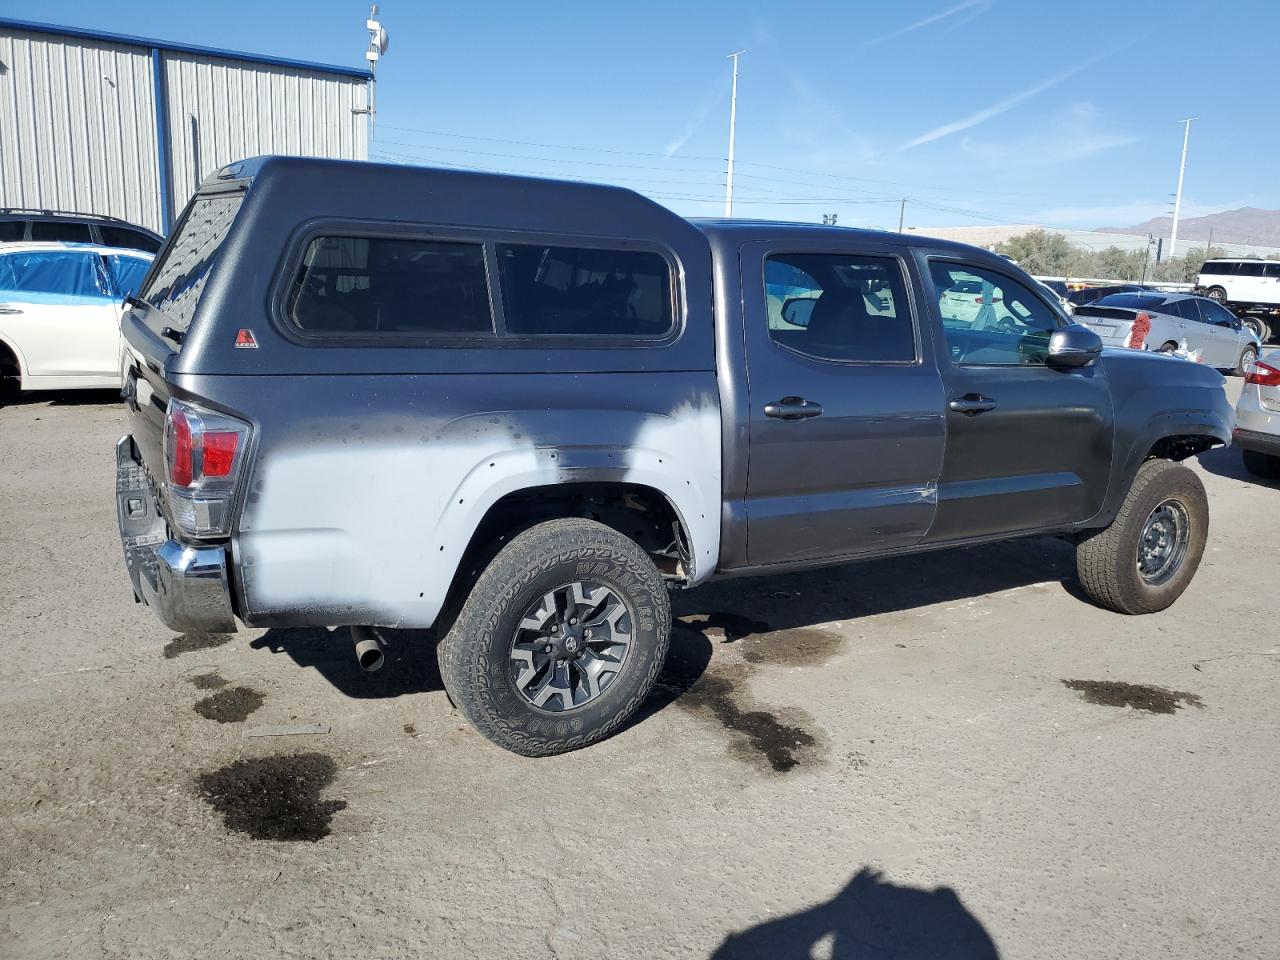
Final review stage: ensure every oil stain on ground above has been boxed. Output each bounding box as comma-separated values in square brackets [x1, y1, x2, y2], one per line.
[678, 667, 822, 773]
[677, 613, 841, 666]
[197, 753, 346, 842]
[1062, 679, 1203, 714]
[163, 633, 232, 659]
[187, 671, 228, 691]
[194, 686, 265, 723]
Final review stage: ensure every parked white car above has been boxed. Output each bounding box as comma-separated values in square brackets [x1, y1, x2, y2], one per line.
[0, 242, 152, 394]
[1235, 351, 1280, 479]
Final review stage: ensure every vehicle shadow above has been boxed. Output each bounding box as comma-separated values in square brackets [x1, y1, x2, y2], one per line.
[710, 867, 999, 959]
[0, 388, 120, 409]
[1197, 445, 1280, 489]
[250, 536, 1076, 712]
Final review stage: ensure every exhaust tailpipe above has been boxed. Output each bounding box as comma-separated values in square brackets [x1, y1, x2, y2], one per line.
[351, 625, 385, 673]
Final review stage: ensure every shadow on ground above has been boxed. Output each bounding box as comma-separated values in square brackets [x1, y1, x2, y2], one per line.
[1197, 444, 1280, 489]
[251, 536, 1074, 723]
[0, 388, 120, 409]
[710, 867, 999, 959]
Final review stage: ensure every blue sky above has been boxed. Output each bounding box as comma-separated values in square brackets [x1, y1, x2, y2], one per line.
[25, 0, 1280, 230]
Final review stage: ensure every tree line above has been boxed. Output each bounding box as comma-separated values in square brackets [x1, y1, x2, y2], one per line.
[992, 229, 1229, 283]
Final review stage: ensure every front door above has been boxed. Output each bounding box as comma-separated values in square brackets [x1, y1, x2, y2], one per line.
[740, 241, 946, 566]
[919, 255, 1115, 543]
[1194, 297, 1248, 367]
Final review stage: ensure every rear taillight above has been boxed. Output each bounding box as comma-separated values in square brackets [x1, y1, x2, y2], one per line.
[163, 398, 252, 538]
[1246, 361, 1280, 387]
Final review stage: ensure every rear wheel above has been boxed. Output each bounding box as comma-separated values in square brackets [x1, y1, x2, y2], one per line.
[1243, 449, 1280, 479]
[438, 518, 671, 756]
[1241, 316, 1266, 341]
[1076, 459, 1208, 614]
[1236, 344, 1259, 377]
[1206, 286, 1227, 303]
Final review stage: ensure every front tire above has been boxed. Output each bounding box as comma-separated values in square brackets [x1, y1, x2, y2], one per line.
[438, 518, 671, 757]
[1243, 449, 1280, 479]
[1076, 459, 1208, 614]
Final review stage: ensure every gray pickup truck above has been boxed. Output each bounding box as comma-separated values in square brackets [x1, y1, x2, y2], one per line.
[116, 157, 1233, 756]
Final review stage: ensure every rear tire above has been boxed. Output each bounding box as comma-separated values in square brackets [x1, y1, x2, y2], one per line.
[1236, 344, 1259, 377]
[438, 518, 671, 757]
[1076, 459, 1208, 615]
[1206, 286, 1227, 303]
[1243, 449, 1280, 479]
[1241, 316, 1266, 341]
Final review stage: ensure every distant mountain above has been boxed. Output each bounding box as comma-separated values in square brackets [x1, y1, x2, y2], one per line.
[1097, 207, 1280, 247]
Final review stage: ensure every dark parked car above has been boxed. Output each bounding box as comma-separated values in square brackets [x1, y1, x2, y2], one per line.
[0, 209, 162, 253]
[115, 157, 1233, 756]
[1066, 283, 1148, 308]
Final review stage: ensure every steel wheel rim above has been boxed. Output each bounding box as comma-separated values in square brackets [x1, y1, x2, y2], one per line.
[509, 580, 632, 712]
[1137, 498, 1191, 586]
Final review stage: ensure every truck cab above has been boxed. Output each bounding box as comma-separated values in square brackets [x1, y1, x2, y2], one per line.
[116, 157, 1234, 756]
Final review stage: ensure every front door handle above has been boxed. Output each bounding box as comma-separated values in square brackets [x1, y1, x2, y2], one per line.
[0, 306, 22, 315]
[949, 395, 997, 415]
[764, 397, 824, 421]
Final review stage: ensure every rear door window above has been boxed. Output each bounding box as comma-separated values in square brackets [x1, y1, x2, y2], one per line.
[1237, 262, 1266, 277]
[1264, 263, 1280, 279]
[496, 244, 674, 338]
[287, 236, 493, 337]
[30, 221, 93, 243]
[141, 193, 243, 331]
[106, 255, 152, 299]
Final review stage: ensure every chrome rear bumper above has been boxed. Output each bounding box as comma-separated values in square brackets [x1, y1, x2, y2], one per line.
[116, 435, 237, 634]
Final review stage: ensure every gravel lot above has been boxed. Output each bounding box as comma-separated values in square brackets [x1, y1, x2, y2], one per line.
[1, 381, 1277, 959]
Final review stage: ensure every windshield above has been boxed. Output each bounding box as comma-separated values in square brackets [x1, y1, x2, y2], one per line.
[141, 193, 243, 331]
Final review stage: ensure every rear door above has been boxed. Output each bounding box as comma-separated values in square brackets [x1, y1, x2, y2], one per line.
[919, 255, 1114, 542]
[1177, 298, 1234, 366]
[740, 240, 946, 565]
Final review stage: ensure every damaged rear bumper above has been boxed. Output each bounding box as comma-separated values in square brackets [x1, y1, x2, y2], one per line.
[116, 434, 237, 634]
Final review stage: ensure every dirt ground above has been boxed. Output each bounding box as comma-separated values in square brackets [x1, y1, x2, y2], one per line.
[1, 382, 1277, 959]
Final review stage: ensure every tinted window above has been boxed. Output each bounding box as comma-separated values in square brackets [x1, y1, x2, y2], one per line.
[497, 244, 673, 338]
[1264, 263, 1280, 278]
[1200, 261, 1233, 275]
[29, 220, 92, 243]
[99, 225, 161, 253]
[1237, 262, 1266, 277]
[106, 255, 152, 298]
[142, 193, 242, 331]
[0, 221, 24, 242]
[763, 253, 915, 362]
[0, 251, 109, 299]
[931, 261, 1061, 365]
[1166, 298, 1204, 322]
[288, 236, 492, 337]
[1200, 299, 1237, 326]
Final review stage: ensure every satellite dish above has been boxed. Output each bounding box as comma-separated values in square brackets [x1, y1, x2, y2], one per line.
[375, 25, 389, 55]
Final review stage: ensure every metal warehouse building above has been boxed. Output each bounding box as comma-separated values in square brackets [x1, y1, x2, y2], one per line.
[0, 17, 370, 235]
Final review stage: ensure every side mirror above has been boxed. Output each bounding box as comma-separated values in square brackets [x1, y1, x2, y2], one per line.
[1047, 324, 1103, 368]
[781, 297, 815, 327]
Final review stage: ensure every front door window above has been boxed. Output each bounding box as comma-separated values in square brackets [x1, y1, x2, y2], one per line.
[930, 261, 1062, 366]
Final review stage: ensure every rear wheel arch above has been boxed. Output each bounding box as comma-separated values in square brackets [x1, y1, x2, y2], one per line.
[0, 336, 25, 393]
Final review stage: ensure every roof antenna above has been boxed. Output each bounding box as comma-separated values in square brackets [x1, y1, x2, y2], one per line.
[356, 5, 390, 146]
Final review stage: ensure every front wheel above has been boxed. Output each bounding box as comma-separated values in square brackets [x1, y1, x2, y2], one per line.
[1075, 459, 1208, 614]
[438, 518, 671, 756]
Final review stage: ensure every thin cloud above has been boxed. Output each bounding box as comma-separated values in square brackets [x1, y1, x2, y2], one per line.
[898, 53, 1110, 151]
[664, 76, 727, 159]
[862, 0, 991, 49]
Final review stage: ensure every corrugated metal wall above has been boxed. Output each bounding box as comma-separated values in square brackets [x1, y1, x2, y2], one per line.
[0, 27, 162, 230]
[0, 25, 368, 235]
[163, 53, 367, 209]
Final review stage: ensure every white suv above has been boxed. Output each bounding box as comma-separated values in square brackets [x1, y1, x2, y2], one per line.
[1197, 259, 1280, 307]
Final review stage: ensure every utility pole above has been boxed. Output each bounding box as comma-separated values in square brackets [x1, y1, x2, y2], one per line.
[898, 198, 907, 233]
[1205, 228, 1213, 254]
[1169, 118, 1195, 259]
[355, 6, 389, 145]
[724, 50, 745, 218]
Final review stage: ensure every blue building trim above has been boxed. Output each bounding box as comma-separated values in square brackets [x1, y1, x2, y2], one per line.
[151, 47, 174, 232]
[0, 16, 372, 79]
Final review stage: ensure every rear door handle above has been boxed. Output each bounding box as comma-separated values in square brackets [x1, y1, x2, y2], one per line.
[764, 397, 824, 420]
[0, 306, 22, 315]
[949, 395, 997, 415]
